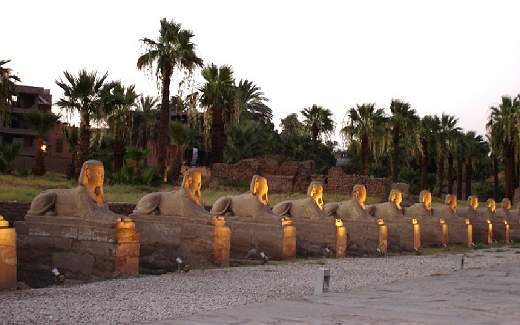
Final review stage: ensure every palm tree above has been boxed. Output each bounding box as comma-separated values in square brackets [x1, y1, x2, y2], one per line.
[0, 60, 21, 126]
[200, 64, 236, 163]
[418, 115, 439, 190]
[235, 80, 272, 125]
[280, 113, 305, 138]
[56, 70, 112, 176]
[301, 104, 335, 142]
[487, 96, 520, 199]
[137, 18, 203, 177]
[436, 114, 459, 196]
[169, 121, 190, 182]
[446, 127, 462, 195]
[461, 131, 487, 198]
[102, 82, 138, 172]
[486, 133, 501, 199]
[388, 99, 418, 182]
[62, 126, 79, 178]
[25, 111, 60, 175]
[0, 143, 21, 173]
[133, 95, 158, 148]
[455, 131, 466, 200]
[342, 104, 387, 176]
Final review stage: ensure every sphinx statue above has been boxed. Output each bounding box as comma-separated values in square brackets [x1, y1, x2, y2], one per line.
[405, 191, 433, 218]
[432, 194, 472, 247]
[324, 184, 372, 221]
[460, 196, 493, 244]
[499, 198, 519, 224]
[368, 189, 405, 221]
[433, 194, 458, 219]
[273, 181, 325, 220]
[460, 196, 481, 220]
[26, 160, 120, 223]
[211, 175, 278, 220]
[132, 169, 209, 219]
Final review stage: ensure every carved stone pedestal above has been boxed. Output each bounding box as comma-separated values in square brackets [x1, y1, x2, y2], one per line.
[15, 216, 139, 288]
[446, 219, 473, 248]
[344, 220, 387, 256]
[132, 216, 230, 272]
[0, 216, 16, 290]
[226, 216, 296, 260]
[417, 217, 448, 247]
[471, 221, 493, 245]
[293, 218, 346, 257]
[386, 219, 421, 252]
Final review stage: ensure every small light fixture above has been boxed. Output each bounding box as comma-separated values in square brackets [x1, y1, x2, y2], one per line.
[40, 143, 48, 153]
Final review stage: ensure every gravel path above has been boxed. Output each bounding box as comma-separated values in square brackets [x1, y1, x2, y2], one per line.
[0, 249, 517, 324]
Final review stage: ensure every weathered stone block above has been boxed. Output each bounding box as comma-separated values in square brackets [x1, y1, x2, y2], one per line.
[292, 218, 345, 257]
[0, 223, 17, 290]
[344, 221, 387, 256]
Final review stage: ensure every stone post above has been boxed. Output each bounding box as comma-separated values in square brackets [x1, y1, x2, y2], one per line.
[0, 216, 17, 289]
[114, 218, 140, 275]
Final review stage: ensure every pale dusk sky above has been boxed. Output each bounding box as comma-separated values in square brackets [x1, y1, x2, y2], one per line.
[3, 0, 520, 142]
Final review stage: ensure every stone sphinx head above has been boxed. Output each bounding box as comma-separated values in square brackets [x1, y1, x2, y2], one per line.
[468, 195, 479, 211]
[445, 194, 457, 212]
[250, 175, 269, 205]
[486, 198, 496, 213]
[78, 160, 105, 206]
[307, 181, 324, 209]
[419, 190, 432, 210]
[352, 184, 367, 209]
[388, 189, 403, 210]
[502, 198, 512, 210]
[182, 169, 202, 206]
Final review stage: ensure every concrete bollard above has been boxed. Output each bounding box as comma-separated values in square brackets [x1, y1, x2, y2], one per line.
[0, 216, 17, 289]
[314, 267, 331, 295]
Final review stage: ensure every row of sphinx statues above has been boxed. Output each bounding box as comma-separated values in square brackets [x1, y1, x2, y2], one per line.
[7, 160, 518, 286]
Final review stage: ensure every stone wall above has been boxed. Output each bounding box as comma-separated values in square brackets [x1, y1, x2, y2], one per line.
[210, 159, 316, 193]
[326, 167, 390, 197]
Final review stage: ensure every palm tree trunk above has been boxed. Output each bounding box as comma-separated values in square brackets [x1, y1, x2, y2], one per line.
[158, 69, 172, 179]
[392, 125, 400, 182]
[171, 144, 184, 183]
[465, 158, 472, 199]
[492, 154, 499, 199]
[211, 105, 226, 164]
[436, 149, 445, 196]
[78, 109, 91, 176]
[447, 153, 454, 194]
[361, 134, 369, 176]
[33, 136, 45, 176]
[456, 156, 463, 200]
[420, 140, 428, 190]
[113, 128, 125, 172]
[504, 144, 515, 199]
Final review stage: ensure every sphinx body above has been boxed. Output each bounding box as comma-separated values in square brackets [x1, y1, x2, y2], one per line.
[405, 191, 448, 247]
[132, 170, 209, 220]
[460, 196, 492, 244]
[501, 198, 520, 241]
[26, 160, 120, 223]
[325, 184, 387, 255]
[273, 181, 326, 220]
[368, 189, 420, 251]
[481, 199, 509, 243]
[432, 194, 473, 247]
[211, 175, 296, 260]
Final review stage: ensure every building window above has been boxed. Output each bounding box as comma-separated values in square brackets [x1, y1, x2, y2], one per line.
[56, 139, 63, 153]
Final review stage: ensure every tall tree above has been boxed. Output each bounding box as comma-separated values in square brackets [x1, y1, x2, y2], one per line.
[342, 104, 387, 176]
[133, 95, 158, 149]
[486, 133, 501, 199]
[487, 96, 520, 199]
[301, 104, 335, 142]
[418, 115, 440, 190]
[62, 126, 79, 179]
[436, 114, 459, 196]
[102, 82, 138, 172]
[462, 131, 487, 198]
[280, 113, 305, 138]
[56, 70, 112, 176]
[137, 18, 203, 177]
[388, 99, 418, 182]
[0, 59, 21, 126]
[235, 80, 272, 125]
[200, 64, 236, 164]
[25, 111, 60, 175]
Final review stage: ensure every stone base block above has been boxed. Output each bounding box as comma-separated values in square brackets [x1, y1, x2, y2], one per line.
[472, 221, 493, 245]
[14, 216, 139, 288]
[344, 221, 387, 256]
[0, 227, 17, 290]
[386, 221, 421, 252]
[447, 221, 473, 247]
[419, 218, 448, 247]
[132, 216, 230, 272]
[226, 216, 296, 260]
[293, 219, 346, 257]
[493, 222, 510, 243]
